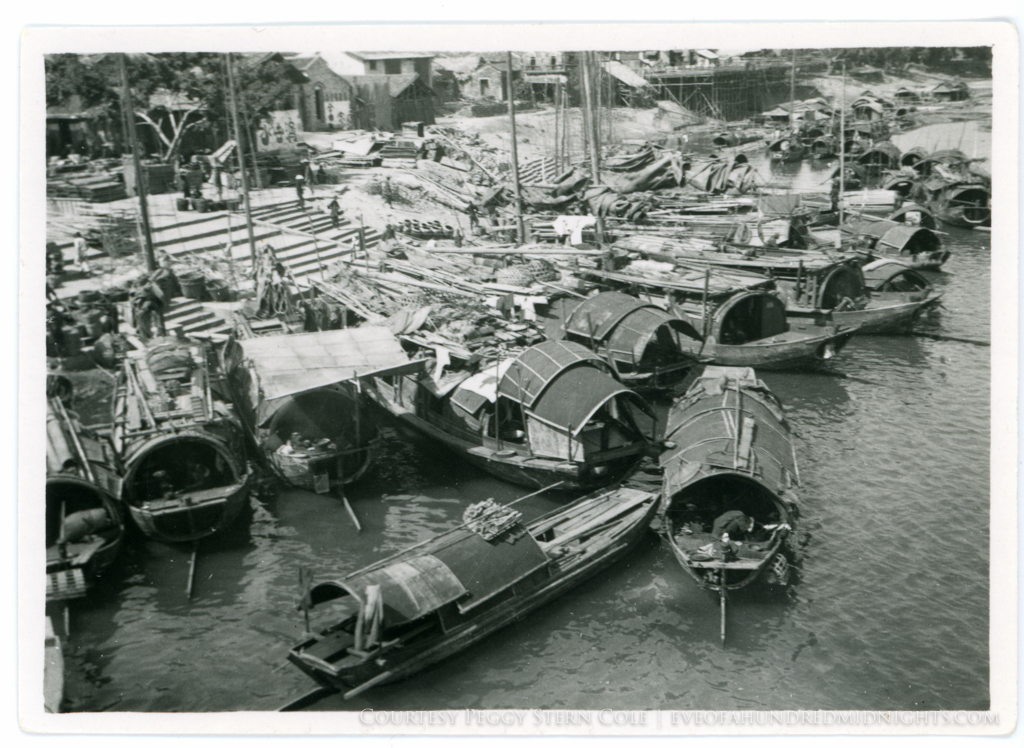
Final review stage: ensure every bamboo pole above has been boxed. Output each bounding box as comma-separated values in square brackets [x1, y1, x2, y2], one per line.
[580, 51, 606, 246]
[224, 53, 259, 271]
[118, 54, 157, 272]
[507, 52, 527, 245]
[836, 60, 846, 249]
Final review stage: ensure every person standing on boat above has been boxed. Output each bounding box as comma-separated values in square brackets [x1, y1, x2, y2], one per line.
[295, 174, 306, 210]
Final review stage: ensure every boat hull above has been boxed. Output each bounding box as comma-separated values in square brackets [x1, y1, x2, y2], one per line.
[288, 492, 658, 693]
[366, 383, 646, 492]
[688, 327, 856, 370]
[833, 297, 940, 335]
[127, 469, 255, 544]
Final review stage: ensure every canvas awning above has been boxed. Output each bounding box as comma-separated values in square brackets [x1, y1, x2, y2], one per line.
[531, 366, 652, 435]
[235, 327, 420, 401]
[310, 527, 551, 621]
[498, 340, 610, 408]
[605, 306, 701, 366]
[309, 555, 468, 626]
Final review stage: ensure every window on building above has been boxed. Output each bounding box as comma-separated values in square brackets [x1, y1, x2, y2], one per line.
[384, 59, 402, 75]
[480, 78, 489, 96]
[550, 56, 556, 67]
[314, 86, 325, 121]
[368, 60, 377, 71]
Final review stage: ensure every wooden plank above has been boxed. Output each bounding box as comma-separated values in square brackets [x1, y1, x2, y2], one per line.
[544, 490, 653, 548]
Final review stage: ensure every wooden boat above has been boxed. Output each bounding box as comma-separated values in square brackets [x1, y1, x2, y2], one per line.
[46, 397, 124, 603]
[224, 327, 420, 494]
[578, 271, 858, 371]
[767, 135, 805, 163]
[841, 217, 950, 270]
[561, 291, 703, 385]
[780, 257, 942, 334]
[659, 366, 800, 641]
[286, 485, 659, 698]
[365, 340, 656, 491]
[111, 337, 254, 543]
[860, 258, 938, 296]
[855, 140, 901, 174]
[910, 150, 991, 228]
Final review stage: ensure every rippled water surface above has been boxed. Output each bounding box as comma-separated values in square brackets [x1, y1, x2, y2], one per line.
[60, 123, 991, 714]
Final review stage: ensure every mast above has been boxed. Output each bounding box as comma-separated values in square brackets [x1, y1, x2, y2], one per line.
[506, 52, 527, 245]
[118, 54, 157, 272]
[836, 60, 846, 248]
[789, 49, 797, 132]
[224, 52, 259, 270]
[581, 51, 605, 246]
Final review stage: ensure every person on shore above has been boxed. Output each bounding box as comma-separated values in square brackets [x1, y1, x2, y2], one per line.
[327, 196, 342, 229]
[295, 174, 306, 210]
[211, 163, 224, 201]
[72, 232, 90, 273]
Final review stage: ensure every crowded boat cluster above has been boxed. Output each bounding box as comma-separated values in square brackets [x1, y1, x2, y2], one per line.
[43, 50, 991, 712]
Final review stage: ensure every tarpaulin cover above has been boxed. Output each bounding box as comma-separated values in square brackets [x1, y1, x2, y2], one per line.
[237, 327, 419, 401]
[432, 528, 550, 613]
[660, 366, 795, 500]
[565, 292, 649, 342]
[310, 554, 468, 626]
[606, 306, 702, 364]
[499, 340, 609, 408]
[531, 365, 648, 434]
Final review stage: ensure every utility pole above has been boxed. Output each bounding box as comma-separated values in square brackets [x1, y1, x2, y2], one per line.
[507, 52, 526, 245]
[224, 52, 259, 270]
[118, 54, 156, 272]
[580, 51, 606, 247]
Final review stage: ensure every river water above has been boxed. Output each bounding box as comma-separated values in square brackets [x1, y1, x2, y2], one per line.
[59, 120, 991, 714]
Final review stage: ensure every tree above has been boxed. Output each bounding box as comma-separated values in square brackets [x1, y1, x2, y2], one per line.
[45, 52, 301, 163]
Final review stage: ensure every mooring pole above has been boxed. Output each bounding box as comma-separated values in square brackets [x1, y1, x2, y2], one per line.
[507, 52, 527, 245]
[224, 52, 259, 271]
[118, 54, 156, 272]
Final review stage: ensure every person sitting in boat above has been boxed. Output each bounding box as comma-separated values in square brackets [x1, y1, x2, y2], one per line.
[150, 469, 176, 501]
[712, 510, 756, 541]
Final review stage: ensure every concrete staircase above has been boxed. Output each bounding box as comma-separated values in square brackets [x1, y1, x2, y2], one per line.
[163, 297, 233, 339]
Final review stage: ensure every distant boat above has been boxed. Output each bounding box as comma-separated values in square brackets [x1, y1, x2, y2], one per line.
[659, 366, 801, 641]
[574, 276, 857, 371]
[780, 258, 942, 334]
[841, 217, 950, 270]
[365, 340, 656, 491]
[111, 337, 254, 543]
[46, 397, 124, 603]
[910, 150, 991, 228]
[767, 135, 805, 163]
[285, 485, 659, 700]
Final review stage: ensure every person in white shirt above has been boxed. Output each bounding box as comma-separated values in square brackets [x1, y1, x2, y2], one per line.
[72, 233, 89, 273]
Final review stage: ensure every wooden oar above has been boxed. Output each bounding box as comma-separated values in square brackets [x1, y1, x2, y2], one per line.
[186, 540, 199, 600]
[720, 569, 727, 645]
[910, 331, 990, 347]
